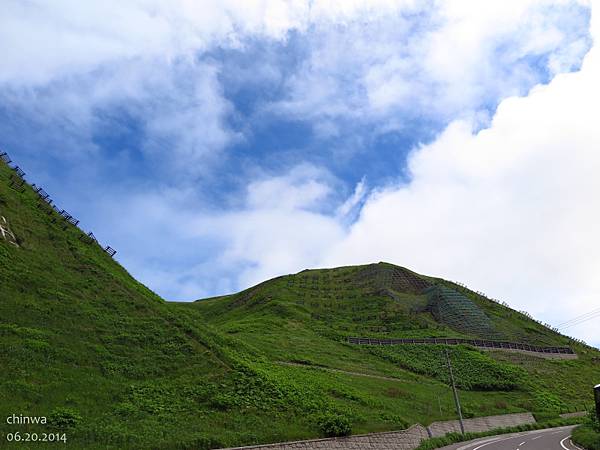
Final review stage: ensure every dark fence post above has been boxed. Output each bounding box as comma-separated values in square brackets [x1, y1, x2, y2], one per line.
[595, 384, 600, 422]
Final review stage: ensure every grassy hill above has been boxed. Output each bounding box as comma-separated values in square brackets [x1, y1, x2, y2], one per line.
[183, 263, 600, 416]
[1, 159, 599, 449]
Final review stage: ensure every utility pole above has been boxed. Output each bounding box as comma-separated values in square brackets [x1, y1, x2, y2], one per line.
[445, 348, 465, 435]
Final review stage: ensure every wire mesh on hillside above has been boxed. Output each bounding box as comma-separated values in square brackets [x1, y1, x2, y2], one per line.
[347, 336, 575, 355]
[353, 264, 432, 294]
[427, 285, 501, 338]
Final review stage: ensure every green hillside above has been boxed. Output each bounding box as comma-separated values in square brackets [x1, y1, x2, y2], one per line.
[184, 263, 600, 411]
[1, 159, 599, 449]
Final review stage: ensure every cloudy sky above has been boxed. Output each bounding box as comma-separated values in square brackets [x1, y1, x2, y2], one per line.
[1, 0, 599, 346]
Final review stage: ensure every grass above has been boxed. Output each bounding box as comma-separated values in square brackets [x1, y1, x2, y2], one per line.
[366, 344, 525, 391]
[571, 409, 600, 450]
[573, 424, 600, 450]
[1, 160, 600, 449]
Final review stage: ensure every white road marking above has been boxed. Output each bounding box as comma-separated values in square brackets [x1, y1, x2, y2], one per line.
[455, 427, 573, 450]
[471, 438, 502, 450]
[569, 438, 584, 450]
[519, 441, 526, 446]
[560, 435, 574, 450]
[468, 433, 532, 450]
[456, 437, 501, 450]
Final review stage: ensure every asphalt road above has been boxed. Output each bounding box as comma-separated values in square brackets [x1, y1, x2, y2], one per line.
[437, 425, 582, 450]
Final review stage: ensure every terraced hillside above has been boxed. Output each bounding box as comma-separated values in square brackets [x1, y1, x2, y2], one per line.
[189, 262, 585, 347]
[1, 157, 600, 449]
[184, 263, 600, 434]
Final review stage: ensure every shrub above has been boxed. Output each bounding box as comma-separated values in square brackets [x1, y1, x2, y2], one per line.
[379, 412, 409, 428]
[462, 411, 475, 419]
[315, 412, 352, 437]
[572, 424, 600, 450]
[48, 407, 82, 429]
[533, 411, 560, 422]
[171, 433, 225, 450]
[533, 390, 565, 413]
[210, 393, 236, 411]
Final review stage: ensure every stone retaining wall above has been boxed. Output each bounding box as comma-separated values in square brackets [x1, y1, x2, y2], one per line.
[427, 412, 536, 437]
[559, 411, 587, 419]
[482, 348, 578, 360]
[220, 424, 429, 450]
[219, 412, 538, 449]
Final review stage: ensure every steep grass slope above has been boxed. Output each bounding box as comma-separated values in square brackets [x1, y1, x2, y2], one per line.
[1, 159, 599, 449]
[0, 161, 341, 449]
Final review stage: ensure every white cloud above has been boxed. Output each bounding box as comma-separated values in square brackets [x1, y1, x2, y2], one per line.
[0, 0, 420, 86]
[140, 62, 239, 172]
[212, 207, 343, 289]
[193, 165, 345, 288]
[270, 0, 591, 130]
[0, 57, 237, 174]
[1, 0, 590, 171]
[245, 164, 335, 211]
[0, 0, 310, 86]
[336, 178, 367, 218]
[0, 0, 318, 174]
[3, 1, 585, 118]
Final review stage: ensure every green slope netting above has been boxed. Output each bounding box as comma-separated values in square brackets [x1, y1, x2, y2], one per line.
[427, 285, 500, 338]
[353, 263, 432, 294]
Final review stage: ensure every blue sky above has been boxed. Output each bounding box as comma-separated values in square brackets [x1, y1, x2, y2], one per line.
[1, 0, 599, 346]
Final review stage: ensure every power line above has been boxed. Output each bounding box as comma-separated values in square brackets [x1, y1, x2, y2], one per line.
[560, 314, 600, 329]
[558, 309, 600, 329]
[557, 306, 600, 326]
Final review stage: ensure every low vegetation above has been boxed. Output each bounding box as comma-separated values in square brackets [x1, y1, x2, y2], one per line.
[367, 344, 525, 391]
[572, 409, 600, 450]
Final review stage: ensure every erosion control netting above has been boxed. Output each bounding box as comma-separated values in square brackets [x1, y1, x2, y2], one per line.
[427, 285, 500, 338]
[353, 263, 432, 294]
[0, 150, 118, 255]
[347, 337, 575, 354]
